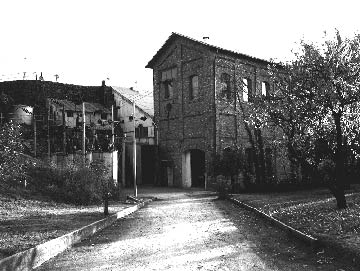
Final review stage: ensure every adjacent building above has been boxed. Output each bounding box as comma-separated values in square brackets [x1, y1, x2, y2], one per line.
[112, 86, 157, 186]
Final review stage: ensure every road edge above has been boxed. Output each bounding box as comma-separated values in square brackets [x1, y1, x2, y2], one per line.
[0, 199, 152, 271]
[228, 197, 318, 247]
[229, 197, 360, 265]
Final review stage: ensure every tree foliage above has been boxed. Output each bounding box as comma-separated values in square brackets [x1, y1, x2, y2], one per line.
[262, 31, 360, 208]
[0, 121, 26, 186]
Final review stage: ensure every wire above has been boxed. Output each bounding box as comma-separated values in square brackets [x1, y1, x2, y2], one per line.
[132, 91, 154, 102]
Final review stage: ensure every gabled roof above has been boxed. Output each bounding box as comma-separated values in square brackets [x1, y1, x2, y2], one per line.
[111, 86, 154, 117]
[48, 98, 111, 113]
[145, 32, 273, 69]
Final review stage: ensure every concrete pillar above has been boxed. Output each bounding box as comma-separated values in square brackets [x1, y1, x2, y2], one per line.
[182, 151, 191, 188]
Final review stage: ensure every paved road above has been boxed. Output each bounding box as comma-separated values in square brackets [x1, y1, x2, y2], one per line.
[36, 189, 354, 270]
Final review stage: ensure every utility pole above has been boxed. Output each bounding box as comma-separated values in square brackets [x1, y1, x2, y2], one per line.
[33, 113, 37, 157]
[122, 134, 126, 187]
[133, 101, 137, 197]
[63, 104, 66, 154]
[47, 100, 51, 159]
[111, 104, 117, 187]
[111, 105, 115, 147]
[82, 102, 86, 162]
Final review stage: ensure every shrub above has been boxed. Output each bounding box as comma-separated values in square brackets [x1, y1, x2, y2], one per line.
[216, 175, 232, 199]
[28, 159, 113, 205]
[62, 166, 103, 205]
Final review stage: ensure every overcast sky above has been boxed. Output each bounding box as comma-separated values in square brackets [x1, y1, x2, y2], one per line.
[0, 0, 359, 92]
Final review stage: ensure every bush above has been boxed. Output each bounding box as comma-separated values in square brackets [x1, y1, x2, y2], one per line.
[215, 175, 232, 199]
[63, 167, 103, 205]
[28, 160, 113, 205]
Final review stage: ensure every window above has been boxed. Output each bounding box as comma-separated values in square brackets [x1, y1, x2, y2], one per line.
[164, 81, 173, 99]
[220, 73, 231, 99]
[148, 126, 155, 137]
[262, 81, 270, 97]
[135, 124, 149, 138]
[141, 127, 148, 138]
[161, 67, 177, 99]
[67, 111, 73, 118]
[101, 113, 107, 120]
[189, 75, 199, 100]
[242, 78, 253, 102]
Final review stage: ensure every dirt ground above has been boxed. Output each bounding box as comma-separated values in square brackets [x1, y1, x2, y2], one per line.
[0, 193, 128, 259]
[36, 189, 355, 271]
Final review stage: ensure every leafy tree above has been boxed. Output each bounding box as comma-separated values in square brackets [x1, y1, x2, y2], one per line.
[0, 121, 26, 186]
[264, 31, 360, 208]
[0, 92, 14, 121]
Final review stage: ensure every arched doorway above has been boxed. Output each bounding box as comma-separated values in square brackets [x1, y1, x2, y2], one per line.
[182, 149, 205, 188]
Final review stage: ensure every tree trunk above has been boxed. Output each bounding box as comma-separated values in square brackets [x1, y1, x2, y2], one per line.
[332, 112, 347, 209]
[329, 183, 347, 209]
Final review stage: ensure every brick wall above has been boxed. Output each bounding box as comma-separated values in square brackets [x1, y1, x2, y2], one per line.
[150, 35, 290, 187]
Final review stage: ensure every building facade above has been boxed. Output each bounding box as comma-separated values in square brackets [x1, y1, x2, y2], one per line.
[146, 33, 288, 188]
[112, 86, 157, 186]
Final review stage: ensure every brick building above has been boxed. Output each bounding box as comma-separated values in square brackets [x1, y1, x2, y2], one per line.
[146, 33, 289, 188]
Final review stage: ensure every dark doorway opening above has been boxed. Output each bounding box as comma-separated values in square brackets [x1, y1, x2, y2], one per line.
[141, 145, 156, 185]
[190, 149, 205, 187]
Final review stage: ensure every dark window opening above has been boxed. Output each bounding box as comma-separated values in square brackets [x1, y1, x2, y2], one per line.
[163, 80, 173, 99]
[66, 111, 73, 117]
[161, 67, 177, 100]
[189, 75, 199, 100]
[135, 124, 149, 138]
[220, 73, 231, 100]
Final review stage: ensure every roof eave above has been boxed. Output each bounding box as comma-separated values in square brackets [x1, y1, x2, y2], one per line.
[145, 32, 278, 69]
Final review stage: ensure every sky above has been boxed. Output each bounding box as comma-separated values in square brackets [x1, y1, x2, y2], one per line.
[0, 0, 359, 92]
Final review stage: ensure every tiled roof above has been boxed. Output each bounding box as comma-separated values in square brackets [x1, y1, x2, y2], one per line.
[146, 32, 274, 69]
[111, 86, 154, 117]
[48, 98, 111, 113]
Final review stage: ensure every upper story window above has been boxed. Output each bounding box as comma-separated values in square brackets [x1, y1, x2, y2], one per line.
[261, 81, 270, 97]
[242, 78, 253, 102]
[135, 124, 149, 138]
[189, 75, 199, 100]
[220, 73, 231, 100]
[161, 67, 177, 99]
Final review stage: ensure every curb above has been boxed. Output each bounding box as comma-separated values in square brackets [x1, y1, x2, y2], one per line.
[228, 197, 318, 248]
[0, 199, 151, 271]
